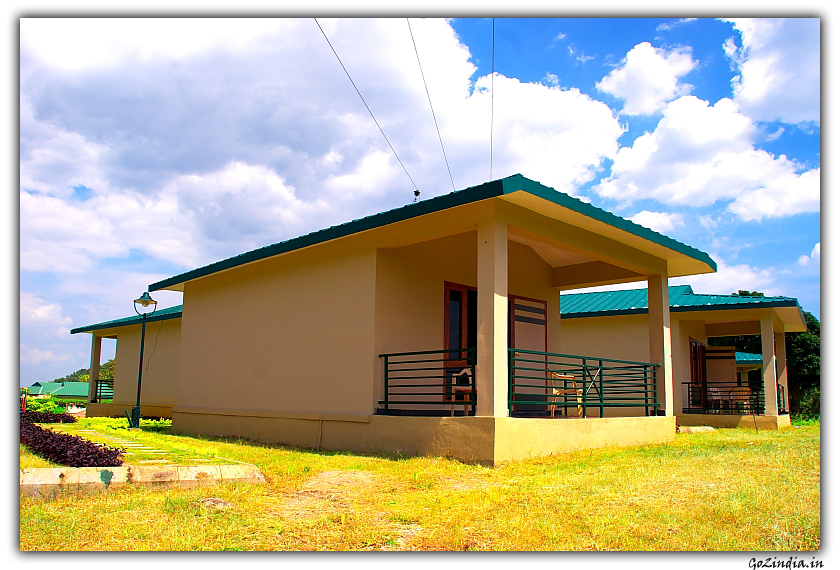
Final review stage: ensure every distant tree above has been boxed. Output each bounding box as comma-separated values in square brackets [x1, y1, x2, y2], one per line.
[99, 359, 115, 380]
[786, 312, 820, 395]
[734, 290, 765, 297]
[54, 358, 115, 383]
[55, 367, 90, 383]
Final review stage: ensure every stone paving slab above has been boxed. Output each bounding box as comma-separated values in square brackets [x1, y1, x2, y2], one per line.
[20, 463, 266, 499]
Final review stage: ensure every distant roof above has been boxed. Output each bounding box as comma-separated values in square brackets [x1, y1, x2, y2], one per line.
[27, 381, 95, 398]
[561, 285, 803, 319]
[149, 174, 716, 292]
[70, 305, 183, 334]
[736, 352, 764, 366]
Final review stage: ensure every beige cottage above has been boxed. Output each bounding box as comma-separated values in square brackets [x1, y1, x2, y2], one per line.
[73, 175, 718, 464]
[560, 285, 808, 430]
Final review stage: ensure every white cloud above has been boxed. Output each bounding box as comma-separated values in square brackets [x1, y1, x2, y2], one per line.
[629, 210, 685, 233]
[20, 345, 69, 366]
[596, 42, 697, 115]
[657, 19, 698, 32]
[544, 72, 560, 86]
[593, 96, 820, 220]
[766, 127, 785, 142]
[670, 255, 782, 296]
[21, 19, 625, 280]
[722, 18, 820, 124]
[20, 291, 73, 337]
[20, 18, 292, 71]
[698, 215, 718, 230]
[798, 242, 820, 266]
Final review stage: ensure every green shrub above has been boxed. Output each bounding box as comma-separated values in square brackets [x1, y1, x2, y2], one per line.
[796, 387, 820, 420]
[26, 396, 66, 414]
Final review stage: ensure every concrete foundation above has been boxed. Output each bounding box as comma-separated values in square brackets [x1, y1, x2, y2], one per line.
[677, 413, 791, 430]
[172, 409, 676, 466]
[86, 402, 173, 419]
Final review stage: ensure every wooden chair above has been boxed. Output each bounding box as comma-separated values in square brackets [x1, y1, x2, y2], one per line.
[729, 386, 752, 413]
[547, 371, 584, 418]
[448, 368, 473, 417]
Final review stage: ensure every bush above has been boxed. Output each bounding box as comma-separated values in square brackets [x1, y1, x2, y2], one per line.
[21, 410, 77, 424]
[797, 387, 820, 420]
[26, 396, 67, 414]
[20, 412, 124, 467]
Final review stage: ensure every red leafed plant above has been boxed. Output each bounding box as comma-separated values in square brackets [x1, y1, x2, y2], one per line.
[20, 413, 124, 467]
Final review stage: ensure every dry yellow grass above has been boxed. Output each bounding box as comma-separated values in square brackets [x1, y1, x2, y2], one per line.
[20, 419, 820, 551]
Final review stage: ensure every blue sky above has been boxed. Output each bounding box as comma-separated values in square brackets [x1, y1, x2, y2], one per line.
[18, 17, 821, 387]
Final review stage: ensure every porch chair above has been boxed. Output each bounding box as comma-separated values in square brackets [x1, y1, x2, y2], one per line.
[729, 386, 752, 414]
[448, 368, 474, 417]
[547, 371, 584, 418]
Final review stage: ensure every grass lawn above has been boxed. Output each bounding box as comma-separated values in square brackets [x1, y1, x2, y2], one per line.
[19, 418, 820, 551]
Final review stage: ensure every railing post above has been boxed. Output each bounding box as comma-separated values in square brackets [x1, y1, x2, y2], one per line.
[581, 358, 587, 418]
[383, 355, 389, 412]
[507, 349, 514, 417]
[653, 365, 659, 416]
[599, 360, 604, 418]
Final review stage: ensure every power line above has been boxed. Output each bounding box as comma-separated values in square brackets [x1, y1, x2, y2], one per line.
[490, 18, 495, 181]
[407, 18, 456, 193]
[314, 18, 420, 193]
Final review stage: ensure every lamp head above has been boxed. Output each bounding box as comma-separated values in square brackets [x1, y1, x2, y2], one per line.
[133, 292, 158, 315]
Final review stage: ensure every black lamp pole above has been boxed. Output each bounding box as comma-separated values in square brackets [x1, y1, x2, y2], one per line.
[130, 292, 157, 428]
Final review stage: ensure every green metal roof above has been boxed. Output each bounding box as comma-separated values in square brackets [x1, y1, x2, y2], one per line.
[70, 305, 183, 334]
[560, 285, 802, 319]
[736, 352, 763, 366]
[26, 381, 94, 397]
[149, 174, 716, 292]
[27, 382, 62, 395]
[52, 382, 92, 398]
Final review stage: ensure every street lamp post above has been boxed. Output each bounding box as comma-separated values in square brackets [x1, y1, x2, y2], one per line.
[130, 291, 157, 428]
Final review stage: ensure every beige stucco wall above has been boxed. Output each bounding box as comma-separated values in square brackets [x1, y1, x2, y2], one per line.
[508, 239, 562, 354]
[176, 242, 378, 417]
[560, 313, 649, 362]
[100, 319, 182, 416]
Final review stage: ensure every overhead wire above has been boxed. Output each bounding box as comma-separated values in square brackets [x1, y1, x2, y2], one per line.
[490, 17, 495, 180]
[314, 18, 420, 195]
[406, 18, 456, 193]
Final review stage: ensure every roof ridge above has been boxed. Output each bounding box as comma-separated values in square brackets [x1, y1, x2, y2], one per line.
[148, 174, 715, 292]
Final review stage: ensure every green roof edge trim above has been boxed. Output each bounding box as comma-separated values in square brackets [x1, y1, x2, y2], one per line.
[70, 306, 183, 334]
[149, 173, 716, 292]
[561, 298, 801, 319]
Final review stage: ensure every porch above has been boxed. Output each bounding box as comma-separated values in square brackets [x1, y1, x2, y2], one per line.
[376, 348, 660, 419]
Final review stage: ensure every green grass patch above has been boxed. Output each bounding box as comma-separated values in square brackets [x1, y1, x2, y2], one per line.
[20, 422, 820, 551]
[26, 418, 243, 466]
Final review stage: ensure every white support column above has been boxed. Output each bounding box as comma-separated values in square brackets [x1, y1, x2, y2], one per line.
[88, 335, 102, 404]
[648, 273, 673, 416]
[776, 329, 788, 413]
[476, 213, 508, 418]
[760, 314, 779, 416]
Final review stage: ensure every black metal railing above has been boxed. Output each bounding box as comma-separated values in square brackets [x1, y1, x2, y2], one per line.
[778, 385, 788, 415]
[93, 379, 114, 403]
[509, 349, 660, 418]
[682, 382, 765, 415]
[378, 348, 476, 417]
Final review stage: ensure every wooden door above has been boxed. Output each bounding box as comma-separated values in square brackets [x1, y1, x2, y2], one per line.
[509, 295, 548, 414]
[443, 282, 477, 414]
[689, 338, 707, 409]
